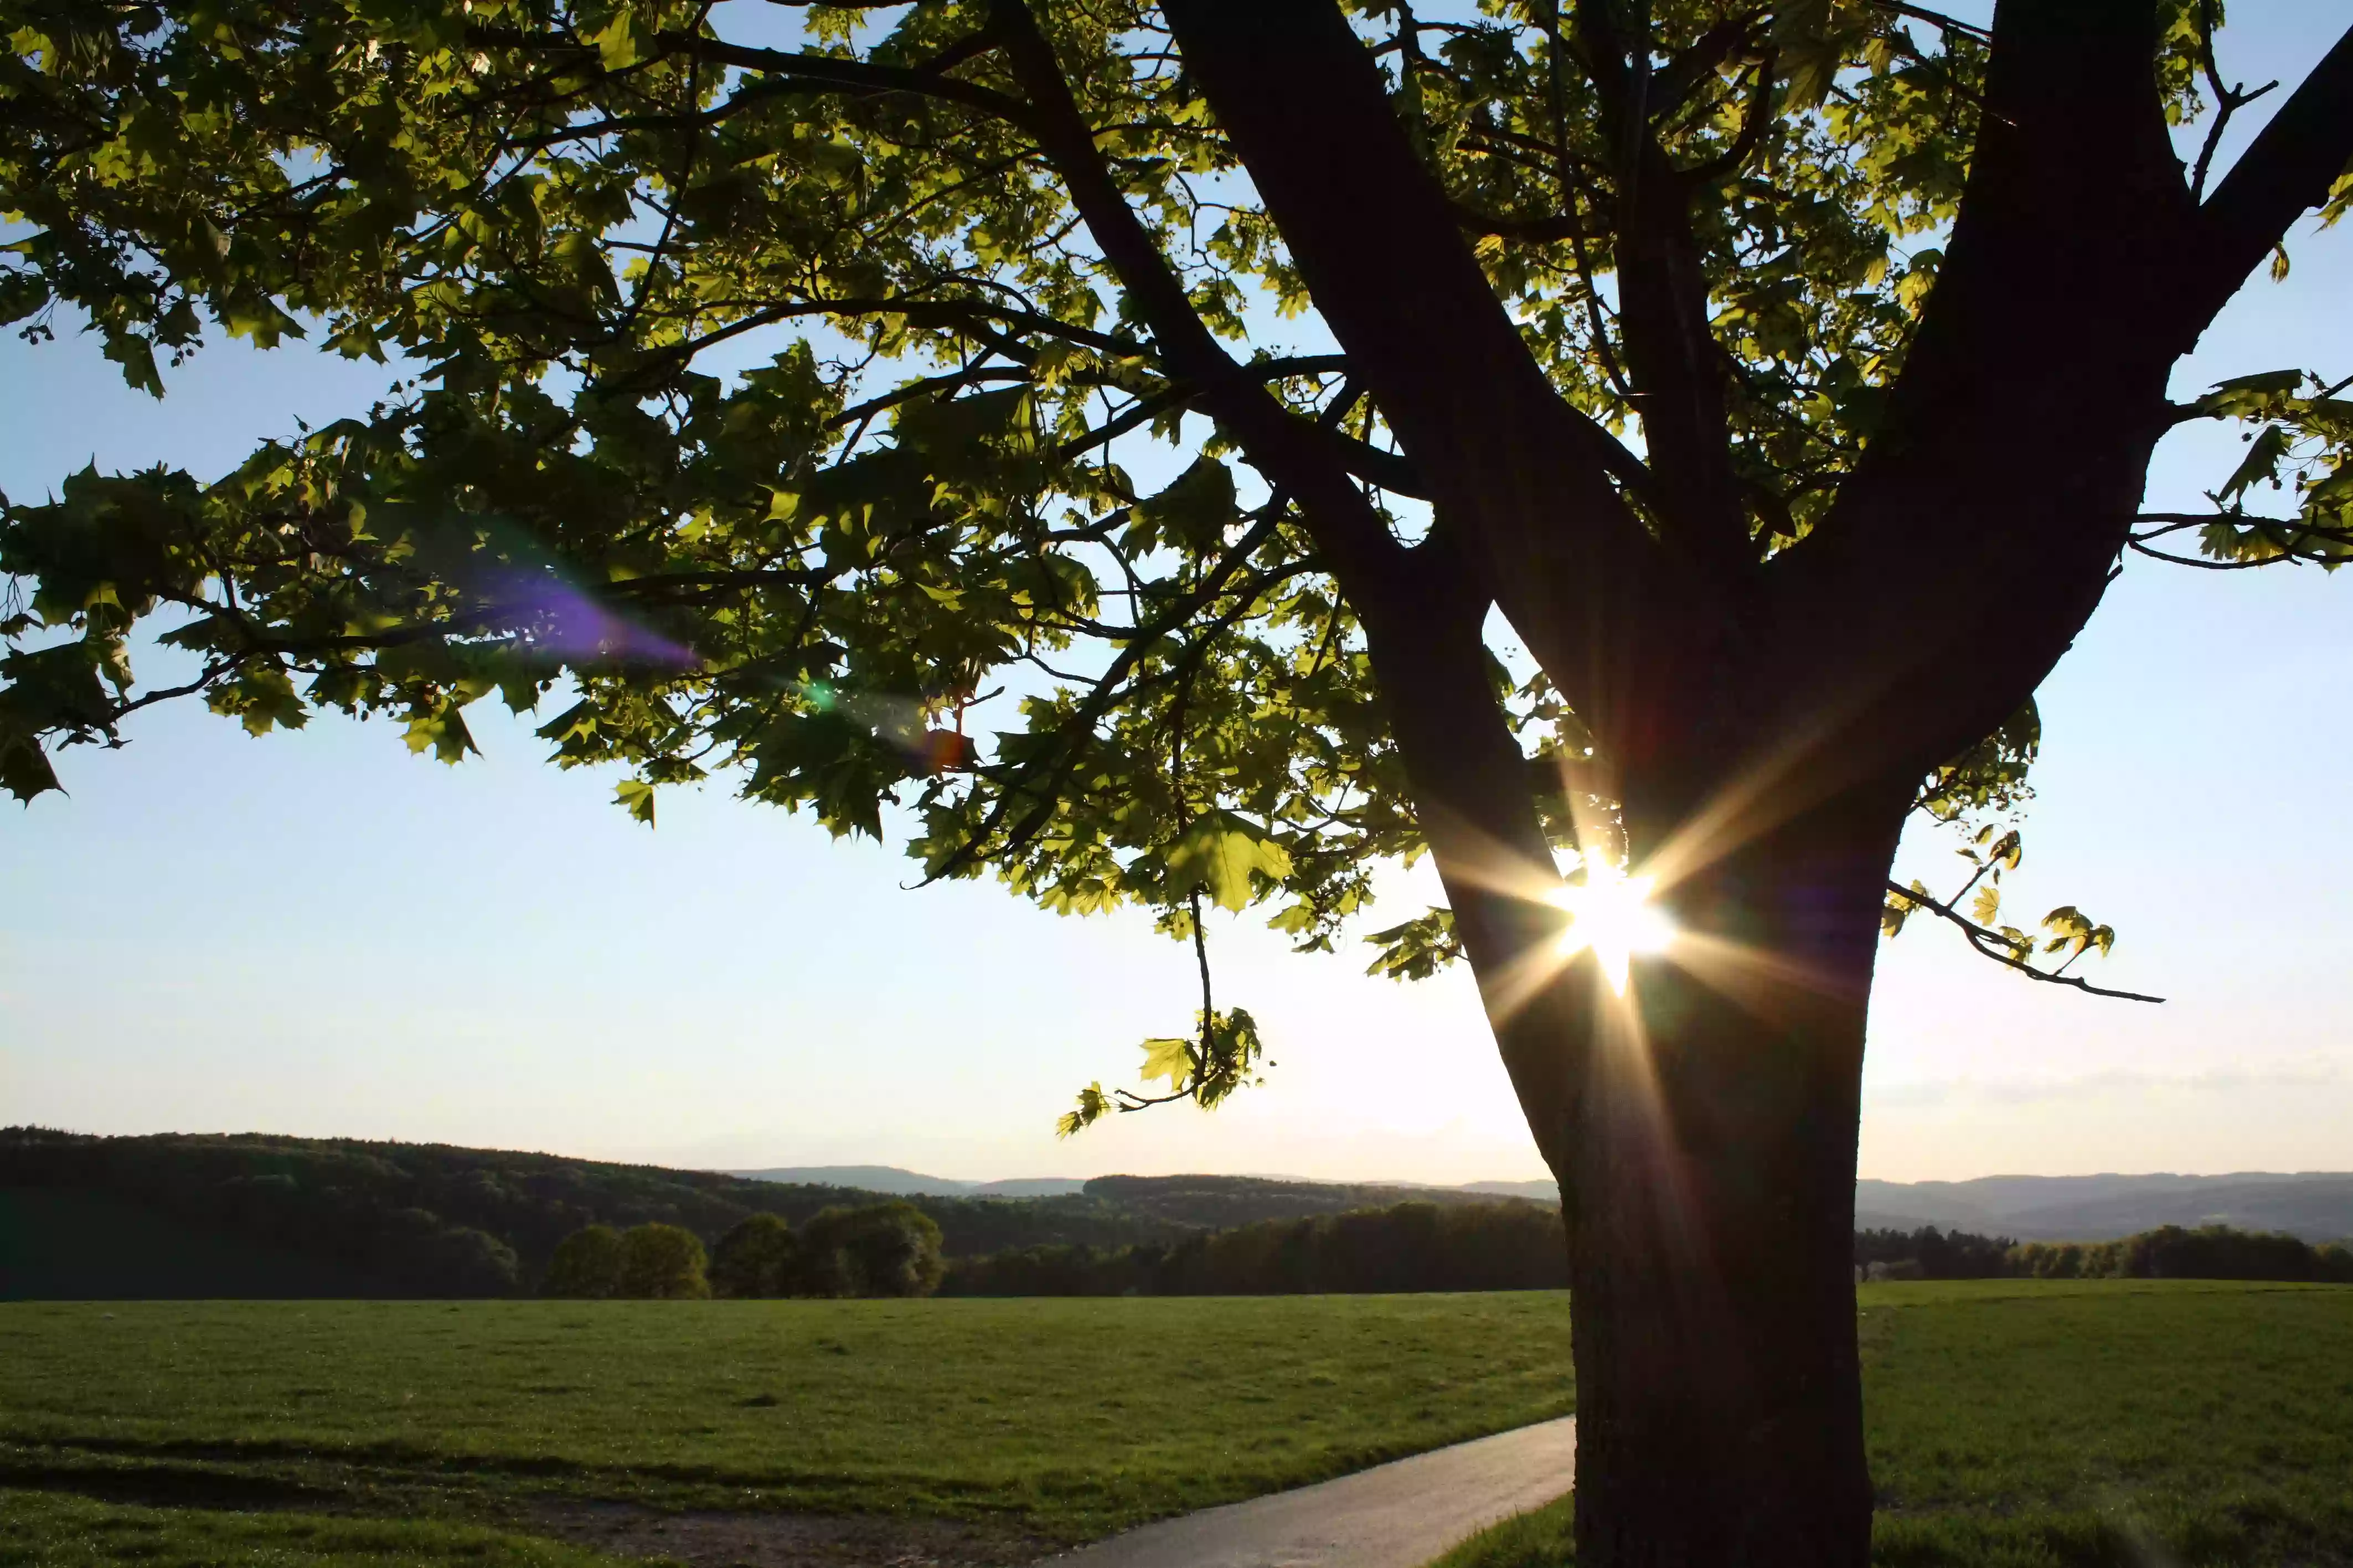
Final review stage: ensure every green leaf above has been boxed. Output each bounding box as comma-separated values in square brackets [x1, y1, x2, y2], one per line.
[2197, 370, 2303, 420]
[616, 778, 657, 826]
[1055, 1082, 1111, 1139]
[1363, 906, 1462, 981]
[1164, 812, 1292, 913]
[1139, 1036, 1193, 1090]
[101, 335, 162, 398]
[0, 727, 61, 802]
[403, 705, 477, 765]
[2216, 425, 2293, 506]
[1128, 458, 1238, 555]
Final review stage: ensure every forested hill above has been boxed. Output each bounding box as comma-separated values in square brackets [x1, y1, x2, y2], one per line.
[11, 1129, 2342, 1301]
[0, 1129, 1181, 1298]
[1855, 1173, 2353, 1243]
[1082, 1173, 1534, 1228]
[0, 1130, 1549, 1299]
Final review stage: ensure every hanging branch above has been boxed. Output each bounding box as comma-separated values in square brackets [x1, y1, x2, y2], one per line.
[1886, 880, 2164, 1003]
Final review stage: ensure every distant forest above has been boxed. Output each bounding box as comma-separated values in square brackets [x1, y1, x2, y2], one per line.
[5, 1129, 2349, 1300]
[947, 1209, 2353, 1297]
[0, 1127, 1531, 1298]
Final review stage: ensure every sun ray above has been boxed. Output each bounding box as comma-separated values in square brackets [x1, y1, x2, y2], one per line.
[1548, 853, 1677, 998]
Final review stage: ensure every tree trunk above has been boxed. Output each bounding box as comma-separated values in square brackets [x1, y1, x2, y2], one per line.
[1556, 782, 1910, 1567]
[1358, 567, 1908, 1563]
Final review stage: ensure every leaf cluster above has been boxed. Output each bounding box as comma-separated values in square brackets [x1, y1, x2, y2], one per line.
[1, 0, 2298, 1099]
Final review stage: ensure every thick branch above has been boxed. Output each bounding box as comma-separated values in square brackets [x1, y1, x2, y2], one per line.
[1763, 1, 2203, 787]
[2192, 22, 2353, 320]
[1157, 0, 1705, 760]
[1565, 0, 1756, 577]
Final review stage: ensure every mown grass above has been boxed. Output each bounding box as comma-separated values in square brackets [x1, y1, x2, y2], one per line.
[0, 1293, 1575, 1541]
[1430, 1279, 2353, 1567]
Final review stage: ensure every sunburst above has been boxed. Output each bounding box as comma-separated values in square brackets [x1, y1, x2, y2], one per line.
[1548, 855, 1676, 997]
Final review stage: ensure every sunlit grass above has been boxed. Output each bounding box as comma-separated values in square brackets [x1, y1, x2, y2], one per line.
[1427, 1280, 2353, 1567]
[0, 1293, 1576, 1540]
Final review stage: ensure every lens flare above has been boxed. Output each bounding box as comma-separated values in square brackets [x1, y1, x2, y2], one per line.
[1549, 857, 1675, 997]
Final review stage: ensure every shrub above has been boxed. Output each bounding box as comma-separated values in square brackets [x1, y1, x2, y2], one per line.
[411, 1225, 522, 1297]
[618, 1223, 710, 1300]
[542, 1224, 625, 1298]
[710, 1213, 799, 1298]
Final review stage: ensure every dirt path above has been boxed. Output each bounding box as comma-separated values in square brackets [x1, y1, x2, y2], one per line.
[1040, 1416, 1577, 1568]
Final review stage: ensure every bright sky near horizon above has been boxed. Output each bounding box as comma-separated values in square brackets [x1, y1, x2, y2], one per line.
[3, 5, 2349, 1187]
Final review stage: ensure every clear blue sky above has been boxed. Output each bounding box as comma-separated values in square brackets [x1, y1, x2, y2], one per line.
[3, 6, 2348, 1184]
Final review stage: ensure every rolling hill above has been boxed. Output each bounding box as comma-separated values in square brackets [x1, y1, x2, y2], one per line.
[729, 1165, 1090, 1198]
[1854, 1172, 2353, 1241]
[9, 1126, 2347, 1301]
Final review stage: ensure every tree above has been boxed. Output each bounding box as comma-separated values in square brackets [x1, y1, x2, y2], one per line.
[543, 1223, 626, 1300]
[618, 1222, 710, 1299]
[797, 1202, 947, 1298]
[710, 1211, 800, 1298]
[2, 0, 2349, 1557]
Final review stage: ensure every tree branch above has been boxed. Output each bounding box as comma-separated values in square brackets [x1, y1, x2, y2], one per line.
[653, 32, 1038, 129]
[1863, 2, 1991, 43]
[2192, 22, 2353, 319]
[2128, 510, 2353, 569]
[1889, 881, 2163, 1003]
[2186, 0, 2279, 204]
[1572, 0, 1758, 580]
[1448, 200, 1603, 244]
[1762, 1, 2208, 790]
[1157, 0, 1702, 759]
[985, 0, 1406, 603]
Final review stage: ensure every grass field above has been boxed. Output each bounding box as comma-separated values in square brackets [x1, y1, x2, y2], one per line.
[3, 1283, 2349, 1567]
[1434, 1279, 2353, 1567]
[0, 1292, 1574, 1550]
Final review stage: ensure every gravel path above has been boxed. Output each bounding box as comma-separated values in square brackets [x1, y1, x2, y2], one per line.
[1043, 1416, 1577, 1568]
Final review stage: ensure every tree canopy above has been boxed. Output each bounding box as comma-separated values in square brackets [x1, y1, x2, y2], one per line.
[3, 0, 2349, 1122]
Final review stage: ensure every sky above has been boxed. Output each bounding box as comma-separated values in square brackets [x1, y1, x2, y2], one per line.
[3, 6, 2349, 1186]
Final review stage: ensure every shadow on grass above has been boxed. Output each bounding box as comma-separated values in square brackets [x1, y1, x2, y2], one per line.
[0, 1457, 345, 1513]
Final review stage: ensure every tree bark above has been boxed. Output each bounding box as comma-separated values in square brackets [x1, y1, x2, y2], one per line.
[1561, 780, 1910, 1567]
[1358, 542, 1907, 1566]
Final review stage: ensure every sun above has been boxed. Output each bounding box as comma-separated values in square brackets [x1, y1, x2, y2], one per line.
[1548, 857, 1676, 998]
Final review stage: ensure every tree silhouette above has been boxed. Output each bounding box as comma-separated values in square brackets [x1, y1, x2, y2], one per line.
[4, 1, 2349, 1556]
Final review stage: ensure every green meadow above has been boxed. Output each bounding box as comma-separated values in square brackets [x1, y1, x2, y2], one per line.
[3, 1282, 2349, 1566]
[1436, 1280, 2353, 1568]
[0, 1292, 1574, 1551]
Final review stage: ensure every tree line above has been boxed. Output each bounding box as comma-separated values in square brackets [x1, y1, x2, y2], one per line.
[541, 1204, 947, 1300]
[942, 1199, 1570, 1296]
[11, 1129, 2346, 1300]
[2011, 1225, 2353, 1284]
[942, 1207, 2353, 1297]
